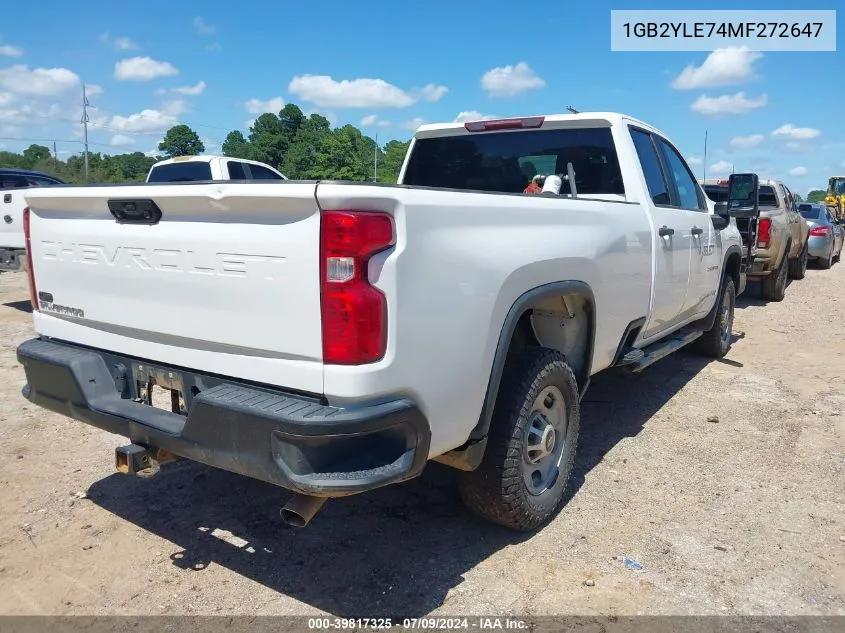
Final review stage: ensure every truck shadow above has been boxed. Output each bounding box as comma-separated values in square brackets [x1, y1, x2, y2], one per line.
[86, 344, 728, 617]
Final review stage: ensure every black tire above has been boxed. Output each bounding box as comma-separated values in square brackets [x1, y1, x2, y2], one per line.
[788, 242, 808, 280]
[459, 348, 580, 532]
[818, 245, 833, 269]
[692, 277, 735, 358]
[761, 251, 788, 302]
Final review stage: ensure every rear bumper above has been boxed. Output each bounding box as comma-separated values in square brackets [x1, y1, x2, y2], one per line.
[746, 256, 774, 278]
[807, 235, 832, 259]
[17, 338, 430, 496]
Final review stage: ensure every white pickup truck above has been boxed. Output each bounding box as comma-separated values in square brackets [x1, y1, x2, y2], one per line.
[0, 169, 64, 271]
[17, 112, 757, 531]
[146, 155, 287, 182]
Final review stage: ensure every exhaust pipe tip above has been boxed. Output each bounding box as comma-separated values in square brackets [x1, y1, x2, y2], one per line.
[280, 494, 328, 528]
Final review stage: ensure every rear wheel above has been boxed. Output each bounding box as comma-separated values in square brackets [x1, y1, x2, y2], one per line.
[788, 242, 808, 280]
[761, 252, 788, 302]
[693, 277, 735, 358]
[818, 244, 833, 269]
[459, 348, 580, 532]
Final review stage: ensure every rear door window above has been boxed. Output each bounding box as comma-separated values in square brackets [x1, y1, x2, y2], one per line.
[0, 174, 29, 189]
[403, 127, 625, 195]
[248, 164, 284, 180]
[630, 128, 670, 205]
[147, 162, 213, 182]
[655, 138, 707, 211]
[227, 161, 247, 179]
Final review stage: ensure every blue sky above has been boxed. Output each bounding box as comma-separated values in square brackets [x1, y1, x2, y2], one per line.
[0, 0, 842, 193]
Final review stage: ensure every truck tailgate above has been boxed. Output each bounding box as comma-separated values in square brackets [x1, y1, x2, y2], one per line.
[23, 182, 324, 393]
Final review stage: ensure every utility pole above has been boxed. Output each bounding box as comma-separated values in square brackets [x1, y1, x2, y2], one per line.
[81, 84, 90, 182]
[374, 133, 378, 182]
[52, 141, 57, 172]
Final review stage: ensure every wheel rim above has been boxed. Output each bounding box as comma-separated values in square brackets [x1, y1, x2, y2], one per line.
[522, 385, 567, 496]
[719, 284, 734, 346]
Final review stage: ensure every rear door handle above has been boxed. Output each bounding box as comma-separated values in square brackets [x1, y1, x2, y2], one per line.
[3, 194, 10, 203]
[691, 226, 704, 236]
[659, 226, 674, 237]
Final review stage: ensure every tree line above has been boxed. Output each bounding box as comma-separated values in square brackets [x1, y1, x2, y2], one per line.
[0, 101, 411, 184]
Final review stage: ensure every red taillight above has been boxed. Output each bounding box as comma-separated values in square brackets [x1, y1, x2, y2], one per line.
[810, 226, 831, 237]
[22, 207, 38, 312]
[320, 210, 394, 365]
[757, 218, 772, 248]
[464, 116, 544, 132]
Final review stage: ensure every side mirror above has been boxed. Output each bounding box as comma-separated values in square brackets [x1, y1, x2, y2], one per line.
[727, 173, 760, 219]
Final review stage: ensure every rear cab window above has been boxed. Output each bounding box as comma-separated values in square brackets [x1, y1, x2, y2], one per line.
[147, 162, 213, 182]
[759, 185, 779, 207]
[402, 126, 624, 196]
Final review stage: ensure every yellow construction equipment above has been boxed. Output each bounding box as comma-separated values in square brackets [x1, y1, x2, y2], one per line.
[825, 176, 845, 222]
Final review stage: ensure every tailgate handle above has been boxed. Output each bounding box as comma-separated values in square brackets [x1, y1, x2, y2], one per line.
[107, 199, 162, 225]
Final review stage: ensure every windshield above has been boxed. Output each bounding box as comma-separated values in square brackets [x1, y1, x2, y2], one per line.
[703, 185, 728, 203]
[833, 178, 845, 195]
[147, 162, 212, 182]
[403, 127, 624, 195]
[798, 204, 822, 220]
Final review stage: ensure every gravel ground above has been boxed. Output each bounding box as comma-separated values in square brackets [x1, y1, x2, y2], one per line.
[0, 266, 843, 617]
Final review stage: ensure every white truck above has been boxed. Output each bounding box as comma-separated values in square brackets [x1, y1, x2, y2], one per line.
[17, 112, 758, 531]
[146, 155, 287, 182]
[0, 169, 64, 271]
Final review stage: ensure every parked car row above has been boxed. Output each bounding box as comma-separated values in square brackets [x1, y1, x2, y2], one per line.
[701, 176, 842, 301]
[7, 111, 843, 533]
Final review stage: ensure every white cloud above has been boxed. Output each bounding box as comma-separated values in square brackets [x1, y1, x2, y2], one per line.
[114, 57, 178, 81]
[690, 92, 767, 116]
[290, 75, 415, 108]
[0, 92, 14, 107]
[360, 114, 390, 128]
[86, 84, 104, 98]
[193, 17, 216, 35]
[110, 108, 178, 134]
[771, 123, 821, 141]
[0, 65, 79, 96]
[481, 62, 545, 97]
[206, 43, 221, 52]
[729, 134, 765, 150]
[98, 32, 110, 43]
[401, 117, 427, 131]
[162, 99, 188, 116]
[413, 83, 448, 102]
[245, 96, 285, 114]
[172, 80, 206, 95]
[454, 111, 498, 122]
[0, 44, 23, 58]
[671, 47, 762, 90]
[709, 160, 734, 174]
[113, 37, 137, 50]
[788, 166, 808, 177]
[110, 134, 135, 146]
[686, 156, 702, 166]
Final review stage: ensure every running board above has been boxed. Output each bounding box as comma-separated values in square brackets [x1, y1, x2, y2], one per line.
[618, 328, 703, 373]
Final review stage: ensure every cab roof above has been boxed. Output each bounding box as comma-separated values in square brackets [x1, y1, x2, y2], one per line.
[414, 112, 667, 139]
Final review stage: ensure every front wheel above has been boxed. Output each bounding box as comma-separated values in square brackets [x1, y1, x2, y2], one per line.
[459, 348, 580, 531]
[693, 276, 736, 358]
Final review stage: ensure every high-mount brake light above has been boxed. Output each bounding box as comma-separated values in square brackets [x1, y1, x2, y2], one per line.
[463, 116, 545, 132]
[22, 207, 38, 311]
[320, 210, 394, 365]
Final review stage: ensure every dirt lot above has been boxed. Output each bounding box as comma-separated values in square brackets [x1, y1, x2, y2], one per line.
[0, 267, 843, 617]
